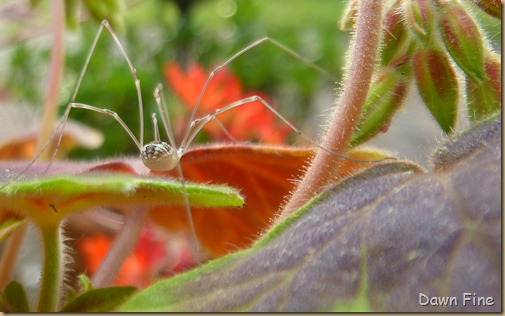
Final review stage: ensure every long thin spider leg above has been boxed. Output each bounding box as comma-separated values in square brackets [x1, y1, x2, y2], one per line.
[152, 84, 202, 261]
[213, 118, 239, 143]
[100, 20, 145, 148]
[182, 96, 394, 163]
[69, 103, 141, 150]
[0, 21, 110, 185]
[67, 20, 144, 148]
[47, 21, 144, 173]
[176, 162, 203, 263]
[151, 113, 161, 142]
[3, 20, 145, 185]
[181, 37, 338, 149]
[153, 84, 178, 152]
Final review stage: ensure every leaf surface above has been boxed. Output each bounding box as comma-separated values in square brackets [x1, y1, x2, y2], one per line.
[150, 144, 382, 256]
[0, 161, 243, 228]
[60, 286, 136, 312]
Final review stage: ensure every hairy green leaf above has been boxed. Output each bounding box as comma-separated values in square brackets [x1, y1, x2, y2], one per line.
[0, 164, 243, 228]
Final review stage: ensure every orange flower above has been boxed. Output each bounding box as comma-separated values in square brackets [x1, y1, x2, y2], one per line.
[78, 224, 195, 288]
[164, 62, 290, 144]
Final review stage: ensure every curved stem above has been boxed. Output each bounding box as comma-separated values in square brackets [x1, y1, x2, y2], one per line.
[279, 0, 384, 219]
[0, 221, 27, 289]
[91, 206, 148, 288]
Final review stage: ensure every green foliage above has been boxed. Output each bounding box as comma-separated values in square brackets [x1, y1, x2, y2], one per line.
[60, 286, 136, 312]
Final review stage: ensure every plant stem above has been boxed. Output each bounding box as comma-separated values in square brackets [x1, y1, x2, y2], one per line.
[35, 0, 65, 159]
[92, 207, 148, 288]
[34, 1, 66, 311]
[0, 221, 27, 289]
[279, 0, 383, 219]
[38, 225, 62, 312]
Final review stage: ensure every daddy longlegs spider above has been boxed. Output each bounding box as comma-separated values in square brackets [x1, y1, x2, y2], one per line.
[11, 19, 389, 264]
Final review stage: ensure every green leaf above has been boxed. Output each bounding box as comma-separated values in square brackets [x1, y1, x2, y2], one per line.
[2, 280, 30, 312]
[0, 171, 244, 228]
[78, 274, 94, 293]
[60, 286, 136, 312]
[118, 116, 500, 312]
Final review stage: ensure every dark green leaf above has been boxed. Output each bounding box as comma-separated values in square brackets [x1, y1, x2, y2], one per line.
[60, 286, 136, 312]
[119, 116, 500, 312]
[2, 280, 30, 312]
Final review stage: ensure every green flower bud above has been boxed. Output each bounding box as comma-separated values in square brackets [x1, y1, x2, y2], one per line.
[440, 2, 487, 82]
[484, 53, 501, 101]
[466, 53, 502, 121]
[413, 49, 458, 134]
[404, 0, 434, 41]
[472, 0, 501, 18]
[381, 4, 415, 66]
[351, 66, 411, 146]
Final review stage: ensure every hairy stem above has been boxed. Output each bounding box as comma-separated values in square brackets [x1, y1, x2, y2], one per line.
[91, 207, 148, 288]
[38, 225, 62, 312]
[279, 0, 383, 218]
[34, 1, 66, 311]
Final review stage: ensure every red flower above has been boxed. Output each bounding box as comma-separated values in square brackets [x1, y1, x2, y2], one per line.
[164, 62, 290, 144]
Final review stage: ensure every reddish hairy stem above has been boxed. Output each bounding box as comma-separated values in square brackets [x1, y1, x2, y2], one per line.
[35, 0, 65, 159]
[279, 0, 383, 219]
[91, 207, 148, 288]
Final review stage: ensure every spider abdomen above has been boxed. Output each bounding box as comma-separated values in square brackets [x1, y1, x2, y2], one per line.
[140, 141, 179, 171]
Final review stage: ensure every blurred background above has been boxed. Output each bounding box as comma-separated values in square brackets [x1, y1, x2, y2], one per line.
[0, 0, 351, 161]
[0, 0, 501, 165]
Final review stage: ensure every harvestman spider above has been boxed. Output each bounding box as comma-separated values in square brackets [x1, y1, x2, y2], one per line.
[16, 20, 388, 260]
